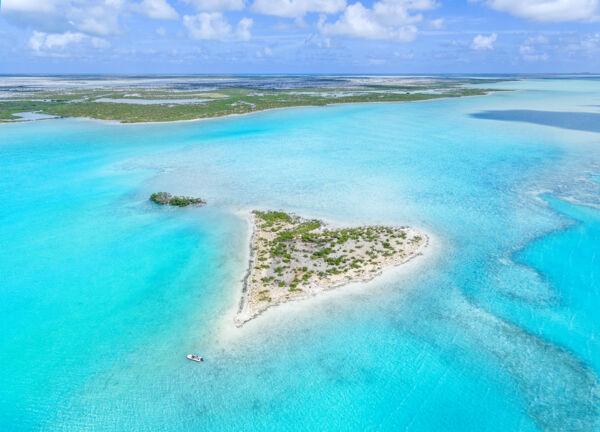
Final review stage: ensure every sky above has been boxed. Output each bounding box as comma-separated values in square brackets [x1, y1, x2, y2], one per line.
[0, 0, 599, 74]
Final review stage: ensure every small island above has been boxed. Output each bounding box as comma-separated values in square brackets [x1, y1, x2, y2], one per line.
[150, 192, 206, 207]
[236, 211, 427, 325]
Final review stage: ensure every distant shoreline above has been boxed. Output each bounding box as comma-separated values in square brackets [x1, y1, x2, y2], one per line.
[1, 89, 501, 127]
[78, 91, 501, 126]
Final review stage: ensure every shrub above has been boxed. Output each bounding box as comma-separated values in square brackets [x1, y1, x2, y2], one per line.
[150, 192, 171, 205]
[150, 192, 205, 207]
[254, 211, 292, 226]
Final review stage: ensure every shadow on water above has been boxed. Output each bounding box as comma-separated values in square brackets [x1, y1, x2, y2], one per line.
[470, 110, 600, 133]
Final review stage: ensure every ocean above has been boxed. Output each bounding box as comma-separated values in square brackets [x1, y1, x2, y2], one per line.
[1, 79, 599, 431]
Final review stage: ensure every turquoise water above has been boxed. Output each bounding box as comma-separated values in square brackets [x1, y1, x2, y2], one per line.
[1, 79, 600, 431]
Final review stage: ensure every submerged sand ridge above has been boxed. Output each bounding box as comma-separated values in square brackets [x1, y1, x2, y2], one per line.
[236, 211, 428, 325]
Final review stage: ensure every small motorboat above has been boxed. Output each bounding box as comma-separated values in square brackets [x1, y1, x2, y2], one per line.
[187, 354, 204, 362]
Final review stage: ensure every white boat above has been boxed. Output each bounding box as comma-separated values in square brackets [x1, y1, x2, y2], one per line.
[187, 354, 203, 362]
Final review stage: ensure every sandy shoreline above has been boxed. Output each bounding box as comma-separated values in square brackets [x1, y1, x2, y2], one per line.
[234, 211, 430, 327]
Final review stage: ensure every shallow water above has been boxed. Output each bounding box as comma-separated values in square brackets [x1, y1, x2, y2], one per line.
[1, 79, 600, 431]
[8, 111, 58, 121]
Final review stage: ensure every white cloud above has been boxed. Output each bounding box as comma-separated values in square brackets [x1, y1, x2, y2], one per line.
[429, 18, 444, 29]
[3, 0, 180, 37]
[91, 37, 111, 49]
[519, 45, 548, 61]
[256, 46, 273, 57]
[518, 34, 548, 60]
[29, 31, 84, 51]
[183, 13, 253, 41]
[184, 0, 246, 11]
[565, 32, 600, 53]
[135, 0, 179, 19]
[2, 0, 127, 36]
[76, 14, 120, 36]
[183, 13, 231, 40]
[237, 17, 254, 41]
[523, 35, 549, 45]
[252, 0, 346, 18]
[579, 32, 600, 50]
[2, 0, 58, 13]
[304, 33, 333, 48]
[320, 0, 437, 41]
[394, 50, 414, 59]
[28, 31, 110, 54]
[475, 0, 599, 22]
[156, 26, 167, 36]
[471, 33, 497, 50]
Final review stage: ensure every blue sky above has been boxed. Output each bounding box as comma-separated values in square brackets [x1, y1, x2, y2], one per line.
[0, 0, 599, 73]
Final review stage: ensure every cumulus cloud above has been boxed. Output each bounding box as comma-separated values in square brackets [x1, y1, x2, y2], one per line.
[29, 31, 85, 51]
[565, 32, 600, 53]
[523, 35, 549, 45]
[474, 0, 599, 22]
[3, 0, 180, 39]
[28, 31, 110, 55]
[134, 0, 179, 19]
[519, 45, 548, 61]
[471, 33, 497, 50]
[320, 0, 437, 42]
[237, 17, 254, 41]
[183, 13, 253, 41]
[579, 32, 600, 50]
[2, 0, 58, 13]
[252, 0, 346, 18]
[518, 35, 549, 60]
[2, 0, 126, 36]
[304, 33, 332, 49]
[183, 13, 231, 40]
[256, 46, 273, 57]
[90, 37, 111, 49]
[518, 33, 599, 61]
[429, 18, 444, 29]
[184, 0, 246, 11]
[518, 35, 548, 60]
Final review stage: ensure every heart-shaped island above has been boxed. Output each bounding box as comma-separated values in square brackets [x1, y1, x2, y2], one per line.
[236, 211, 428, 325]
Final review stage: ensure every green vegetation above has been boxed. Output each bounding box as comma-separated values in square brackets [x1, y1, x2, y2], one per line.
[150, 192, 206, 207]
[0, 81, 508, 123]
[247, 210, 426, 313]
[254, 210, 292, 226]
